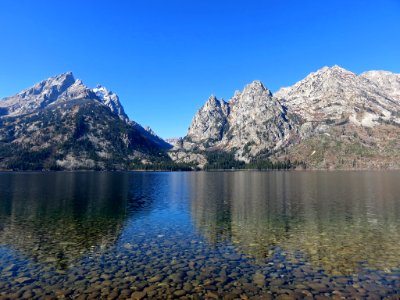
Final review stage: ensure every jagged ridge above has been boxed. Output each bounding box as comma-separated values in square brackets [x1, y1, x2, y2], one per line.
[0, 73, 172, 170]
[171, 66, 400, 169]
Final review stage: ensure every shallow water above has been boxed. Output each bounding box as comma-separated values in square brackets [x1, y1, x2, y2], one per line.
[0, 171, 399, 299]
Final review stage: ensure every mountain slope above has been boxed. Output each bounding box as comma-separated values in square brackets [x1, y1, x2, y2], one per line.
[0, 72, 76, 117]
[172, 66, 400, 169]
[0, 73, 171, 170]
[360, 70, 400, 102]
[275, 66, 400, 127]
[221, 81, 294, 159]
[0, 72, 130, 121]
[172, 80, 296, 164]
[92, 85, 129, 122]
[186, 95, 229, 145]
[273, 66, 400, 169]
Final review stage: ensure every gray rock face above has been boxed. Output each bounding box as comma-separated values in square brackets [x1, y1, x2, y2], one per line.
[175, 66, 400, 169]
[165, 137, 183, 148]
[168, 151, 207, 168]
[360, 70, 400, 102]
[92, 85, 129, 122]
[0, 72, 171, 170]
[179, 80, 294, 162]
[0, 73, 130, 123]
[186, 95, 229, 145]
[272, 66, 400, 169]
[0, 72, 76, 116]
[222, 81, 293, 160]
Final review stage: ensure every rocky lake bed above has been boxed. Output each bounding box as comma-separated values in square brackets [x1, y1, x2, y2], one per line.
[0, 171, 399, 299]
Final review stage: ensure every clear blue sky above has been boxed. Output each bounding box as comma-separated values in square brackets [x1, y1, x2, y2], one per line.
[0, 0, 399, 138]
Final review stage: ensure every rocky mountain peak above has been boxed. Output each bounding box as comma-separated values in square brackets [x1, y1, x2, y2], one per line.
[242, 80, 272, 96]
[230, 80, 275, 109]
[186, 95, 229, 144]
[0, 72, 78, 116]
[46, 71, 74, 83]
[220, 81, 292, 160]
[58, 78, 93, 101]
[293, 65, 357, 90]
[314, 65, 353, 75]
[0, 72, 174, 170]
[0, 72, 131, 122]
[275, 66, 351, 101]
[177, 66, 400, 168]
[93, 85, 110, 98]
[63, 71, 73, 77]
[205, 94, 218, 104]
[275, 66, 400, 127]
[180, 80, 293, 162]
[204, 95, 227, 109]
[306, 66, 356, 87]
[92, 85, 129, 122]
[18, 72, 75, 99]
[329, 64, 349, 72]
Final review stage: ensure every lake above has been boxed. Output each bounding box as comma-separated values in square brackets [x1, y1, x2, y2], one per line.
[0, 171, 399, 299]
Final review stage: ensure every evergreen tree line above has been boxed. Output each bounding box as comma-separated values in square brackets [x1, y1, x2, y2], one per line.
[203, 151, 306, 170]
[130, 158, 197, 171]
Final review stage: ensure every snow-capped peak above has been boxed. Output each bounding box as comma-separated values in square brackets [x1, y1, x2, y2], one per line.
[0, 73, 130, 122]
[92, 85, 109, 100]
[0, 72, 77, 116]
[91, 85, 129, 122]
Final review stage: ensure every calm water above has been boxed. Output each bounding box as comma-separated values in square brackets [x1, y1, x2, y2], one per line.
[0, 171, 399, 299]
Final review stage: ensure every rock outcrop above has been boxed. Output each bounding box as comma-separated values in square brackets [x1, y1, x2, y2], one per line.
[174, 81, 295, 164]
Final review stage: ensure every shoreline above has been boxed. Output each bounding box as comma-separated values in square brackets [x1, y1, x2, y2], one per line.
[1, 168, 400, 173]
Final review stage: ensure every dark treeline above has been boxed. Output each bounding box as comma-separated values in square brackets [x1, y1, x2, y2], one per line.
[128, 151, 305, 171]
[203, 151, 305, 171]
[130, 158, 197, 171]
[203, 151, 246, 170]
[245, 159, 303, 170]
[0, 146, 305, 171]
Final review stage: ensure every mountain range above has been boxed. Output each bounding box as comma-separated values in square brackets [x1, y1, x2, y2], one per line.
[0, 73, 171, 170]
[170, 65, 400, 169]
[1, 66, 399, 170]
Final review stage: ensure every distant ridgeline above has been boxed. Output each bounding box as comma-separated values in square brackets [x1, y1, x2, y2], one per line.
[1, 66, 399, 171]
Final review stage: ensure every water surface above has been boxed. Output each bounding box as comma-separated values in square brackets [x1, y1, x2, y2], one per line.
[0, 171, 399, 299]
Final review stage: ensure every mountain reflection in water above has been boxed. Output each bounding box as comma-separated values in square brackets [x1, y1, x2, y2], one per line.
[0, 171, 399, 298]
[190, 171, 400, 275]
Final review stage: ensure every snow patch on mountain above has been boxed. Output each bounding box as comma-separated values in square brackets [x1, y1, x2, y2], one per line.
[92, 85, 129, 122]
